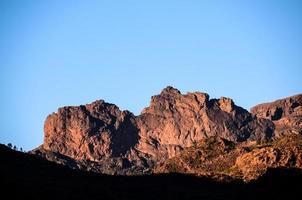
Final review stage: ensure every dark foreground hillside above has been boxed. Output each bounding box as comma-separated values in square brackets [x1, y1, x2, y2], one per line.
[1, 144, 302, 200]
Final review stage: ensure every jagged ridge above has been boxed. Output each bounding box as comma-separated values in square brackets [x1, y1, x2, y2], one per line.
[31, 86, 302, 177]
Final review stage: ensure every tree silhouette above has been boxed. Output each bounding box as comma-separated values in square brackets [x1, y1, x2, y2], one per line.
[7, 143, 12, 149]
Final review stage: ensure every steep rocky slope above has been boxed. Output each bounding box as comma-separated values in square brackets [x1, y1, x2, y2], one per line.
[32, 86, 301, 177]
[136, 87, 273, 162]
[155, 134, 302, 181]
[251, 94, 302, 137]
[235, 134, 302, 180]
[34, 100, 146, 174]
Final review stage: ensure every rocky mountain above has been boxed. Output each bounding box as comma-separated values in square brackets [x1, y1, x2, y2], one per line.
[31, 86, 302, 178]
[251, 94, 302, 137]
[155, 93, 302, 181]
[136, 87, 273, 162]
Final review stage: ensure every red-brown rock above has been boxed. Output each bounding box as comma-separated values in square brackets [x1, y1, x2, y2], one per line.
[32, 87, 301, 175]
[251, 94, 302, 137]
[136, 86, 274, 162]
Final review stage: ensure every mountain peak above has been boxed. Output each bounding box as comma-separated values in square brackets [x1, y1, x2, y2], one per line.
[160, 86, 181, 96]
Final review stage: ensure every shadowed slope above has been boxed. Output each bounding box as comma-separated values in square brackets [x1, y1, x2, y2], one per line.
[1, 144, 302, 200]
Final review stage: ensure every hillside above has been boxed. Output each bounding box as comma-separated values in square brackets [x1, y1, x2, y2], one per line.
[155, 134, 302, 181]
[1, 144, 302, 200]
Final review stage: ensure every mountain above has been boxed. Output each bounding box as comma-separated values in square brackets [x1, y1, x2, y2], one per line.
[1, 144, 302, 200]
[31, 86, 302, 178]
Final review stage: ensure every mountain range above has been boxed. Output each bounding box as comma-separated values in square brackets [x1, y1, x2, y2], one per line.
[29, 86, 302, 180]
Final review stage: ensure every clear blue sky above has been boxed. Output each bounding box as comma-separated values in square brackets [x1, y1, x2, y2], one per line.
[0, 0, 301, 150]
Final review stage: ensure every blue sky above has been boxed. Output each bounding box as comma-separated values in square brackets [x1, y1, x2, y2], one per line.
[0, 0, 301, 150]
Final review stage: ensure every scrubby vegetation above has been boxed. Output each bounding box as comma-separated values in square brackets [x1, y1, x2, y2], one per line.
[155, 135, 302, 181]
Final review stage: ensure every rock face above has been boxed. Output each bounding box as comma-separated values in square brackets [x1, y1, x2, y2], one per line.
[37, 100, 146, 174]
[32, 86, 301, 176]
[136, 86, 273, 162]
[43, 100, 139, 160]
[251, 94, 302, 137]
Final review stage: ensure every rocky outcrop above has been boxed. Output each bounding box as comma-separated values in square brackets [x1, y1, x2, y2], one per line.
[155, 134, 302, 182]
[235, 135, 302, 181]
[33, 100, 146, 174]
[136, 86, 274, 162]
[43, 100, 140, 159]
[32, 86, 301, 176]
[251, 94, 302, 137]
